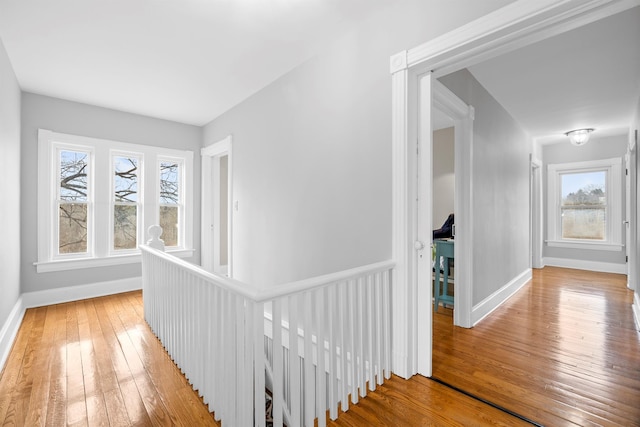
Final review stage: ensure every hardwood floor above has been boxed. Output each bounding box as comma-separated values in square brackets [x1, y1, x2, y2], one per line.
[1, 267, 638, 426]
[433, 267, 640, 426]
[0, 292, 219, 427]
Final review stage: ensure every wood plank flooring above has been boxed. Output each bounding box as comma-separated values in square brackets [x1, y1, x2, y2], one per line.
[0, 292, 219, 427]
[433, 267, 640, 427]
[1, 267, 638, 426]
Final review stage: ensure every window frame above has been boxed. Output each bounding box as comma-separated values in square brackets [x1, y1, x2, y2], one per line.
[37, 129, 194, 272]
[546, 157, 623, 251]
[110, 151, 143, 255]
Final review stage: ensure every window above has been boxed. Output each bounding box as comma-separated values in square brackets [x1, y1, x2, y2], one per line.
[57, 148, 92, 256]
[159, 160, 182, 247]
[37, 129, 194, 272]
[112, 155, 140, 252]
[547, 158, 622, 251]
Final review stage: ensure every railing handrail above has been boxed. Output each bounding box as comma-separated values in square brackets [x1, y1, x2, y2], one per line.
[257, 259, 395, 302]
[140, 244, 258, 299]
[140, 244, 395, 302]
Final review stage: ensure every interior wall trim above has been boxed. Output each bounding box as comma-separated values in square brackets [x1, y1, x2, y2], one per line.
[0, 296, 25, 372]
[0, 277, 141, 371]
[471, 269, 532, 326]
[543, 257, 627, 274]
[632, 292, 640, 331]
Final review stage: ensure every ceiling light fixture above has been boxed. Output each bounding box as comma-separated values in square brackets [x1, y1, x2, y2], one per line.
[565, 128, 594, 146]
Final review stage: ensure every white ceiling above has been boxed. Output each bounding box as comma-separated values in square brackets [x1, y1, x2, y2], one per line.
[467, 6, 640, 145]
[0, 0, 394, 126]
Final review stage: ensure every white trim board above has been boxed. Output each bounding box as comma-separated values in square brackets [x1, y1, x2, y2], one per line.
[0, 277, 142, 371]
[633, 292, 640, 331]
[471, 269, 532, 326]
[543, 257, 627, 274]
[0, 296, 26, 373]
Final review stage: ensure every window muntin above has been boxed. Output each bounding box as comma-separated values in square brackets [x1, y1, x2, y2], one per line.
[560, 171, 606, 240]
[159, 160, 182, 247]
[112, 155, 140, 251]
[57, 149, 91, 256]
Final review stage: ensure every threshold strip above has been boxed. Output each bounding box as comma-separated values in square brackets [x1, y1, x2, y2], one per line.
[429, 377, 544, 427]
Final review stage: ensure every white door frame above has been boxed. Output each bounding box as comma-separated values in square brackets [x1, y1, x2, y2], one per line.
[389, 0, 636, 380]
[201, 135, 233, 275]
[531, 156, 543, 269]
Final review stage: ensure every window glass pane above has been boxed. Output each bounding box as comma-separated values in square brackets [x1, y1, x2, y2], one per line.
[113, 156, 139, 250]
[159, 205, 178, 247]
[160, 161, 179, 204]
[114, 157, 138, 202]
[59, 203, 88, 253]
[60, 150, 88, 201]
[561, 171, 606, 240]
[58, 149, 89, 254]
[114, 205, 137, 250]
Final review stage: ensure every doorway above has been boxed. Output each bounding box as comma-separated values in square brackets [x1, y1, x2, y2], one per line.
[389, 0, 638, 382]
[201, 135, 233, 276]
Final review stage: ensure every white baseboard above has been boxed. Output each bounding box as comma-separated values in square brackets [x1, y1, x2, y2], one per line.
[0, 277, 142, 372]
[0, 296, 26, 373]
[633, 292, 640, 331]
[544, 257, 627, 274]
[472, 269, 532, 326]
[21, 277, 142, 309]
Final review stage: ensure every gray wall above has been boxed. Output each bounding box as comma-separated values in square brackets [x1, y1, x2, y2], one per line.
[433, 127, 455, 231]
[20, 93, 202, 293]
[439, 69, 532, 305]
[202, 0, 514, 288]
[542, 134, 628, 265]
[0, 39, 21, 327]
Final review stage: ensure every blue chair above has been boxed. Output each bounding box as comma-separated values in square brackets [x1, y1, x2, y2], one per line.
[433, 239, 454, 312]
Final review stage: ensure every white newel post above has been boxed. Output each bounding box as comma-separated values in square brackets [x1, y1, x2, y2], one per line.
[147, 225, 166, 251]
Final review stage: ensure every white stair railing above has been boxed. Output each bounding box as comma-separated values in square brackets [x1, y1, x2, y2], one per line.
[141, 227, 394, 427]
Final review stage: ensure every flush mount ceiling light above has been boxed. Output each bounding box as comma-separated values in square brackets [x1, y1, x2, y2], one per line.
[565, 128, 594, 146]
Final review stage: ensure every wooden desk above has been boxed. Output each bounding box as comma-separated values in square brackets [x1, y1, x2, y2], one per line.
[434, 239, 454, 312]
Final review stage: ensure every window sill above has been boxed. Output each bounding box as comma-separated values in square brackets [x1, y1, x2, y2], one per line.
[34, 248, 196, 273]
[546, 240, 623, 252]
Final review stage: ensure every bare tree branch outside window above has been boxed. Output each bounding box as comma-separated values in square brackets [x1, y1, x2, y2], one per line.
[114, 156, 139, 250]
[159, 161, 180, 246]
[59, 150, 89, 253]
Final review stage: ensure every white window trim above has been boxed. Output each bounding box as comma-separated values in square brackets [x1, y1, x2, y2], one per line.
[36, 129, 194, 273]
[546, 157, 623, 251]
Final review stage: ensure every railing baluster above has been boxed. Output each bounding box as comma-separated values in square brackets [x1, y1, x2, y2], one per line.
[288, 294, 301, 426]
[327, 284, 338, 420]
[140, 244, 393, 427]
[303, 291, 314, 427]
[273, 299, 284, 427]
[316, 288, 326, 427]
[254, 301, 266, 427]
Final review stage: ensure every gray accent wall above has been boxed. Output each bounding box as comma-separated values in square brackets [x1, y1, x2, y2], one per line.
[202, 0, 515, 288]
[0, 39, 21, 329]
[542, 134, 628, 266]
[20, 93, 202, 293]
[439, 69, 532, 306]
